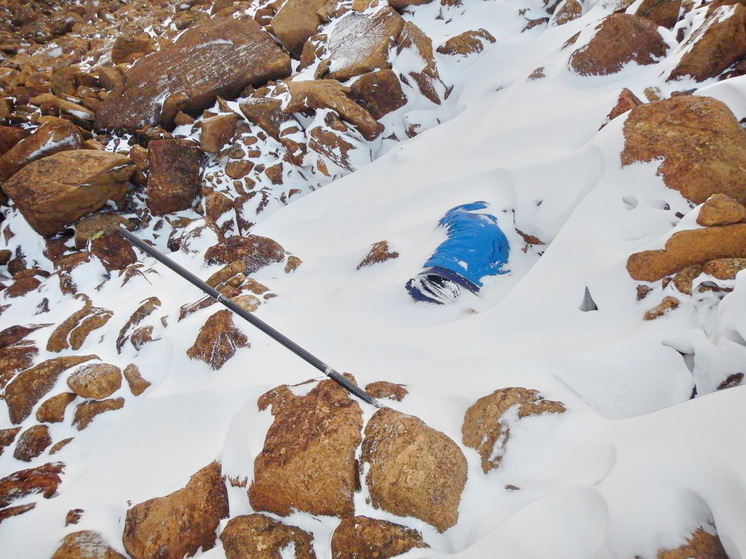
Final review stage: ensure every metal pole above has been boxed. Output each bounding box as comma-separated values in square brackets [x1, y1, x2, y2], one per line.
[118, 228, 381, 408]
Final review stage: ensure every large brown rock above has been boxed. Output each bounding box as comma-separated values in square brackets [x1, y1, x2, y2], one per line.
[95, 17, 291, 131]
[204, 235, 287, 273]
[5, 355, 97, 424]
[239, 92, 307, 165]
[146, 139, 203, 216]
[117, 297, 162, 354]
[199, 113, 239, 154]
[122, 462, 229, 559]
[1, 150, 134, 237]
[697, 193, 746, 226]
[0, 326, 39, 388]
[668, 4, 746, 82]
[72, 398, 125, 430]
[220, 514, 316, 559]
[622, 95, 746, 204]
[361, 407, 467, 532]
[67, 362, 122, 400]
[13, 424, 53, 462]
[111, 33, 157, 64]
[248, 378, 363, 517]
[349, 70, 407, 120]
[627, 224, 746, 281]
[0, 119, 83, 182]
[52, 530, 127, 559]
[462, 387, 566, 473]
[186, 309, 249, 370]
[272, 0, 328, 58]
[704, 258, 746, 280]
[0, 462, 64, 508]
[36, 392, 77, 423]
[437, 29, 496, 56]
[635, 0, 682, 28]
[47, 305, 113, 352]
[396, 21, 446, 105]
[330, 516, 429, 559]
[569, 14, 668, 76]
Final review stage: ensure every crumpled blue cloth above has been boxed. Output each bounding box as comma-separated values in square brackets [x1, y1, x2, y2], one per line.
[406, 201, 510, 303]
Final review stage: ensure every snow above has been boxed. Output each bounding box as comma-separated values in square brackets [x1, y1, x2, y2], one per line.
[1, 0, 746, 556]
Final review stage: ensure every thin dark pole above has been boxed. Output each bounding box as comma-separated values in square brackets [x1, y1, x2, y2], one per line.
[118, 228, 381, 408]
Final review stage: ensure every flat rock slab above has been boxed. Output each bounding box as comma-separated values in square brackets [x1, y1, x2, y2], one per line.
[95, 17, 291, 131]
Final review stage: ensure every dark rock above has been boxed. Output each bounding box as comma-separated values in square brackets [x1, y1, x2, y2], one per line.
[0, 125, 28, 156]
[569, 14, 668, 76]
[672, 264, 704, 295]
[239, 93, 306, 164]
[0, 462, 64, 508]
[248, 378, 363, 517]
[67, 362, 122, 400]
[122, 462, 229, 559]
[349, 70, 407, 120]
[13, 424, 52, 462]
[704, 258, 746, 280]
[643, 295, 681, 320]
[552, 0, 583, 26]
[0, 427, 21, 456]
[622, 95, 746, 204]
[1, 150, 134, 237]
[74, 213, 135, 249]
[205, 235, 286, 273]
[52, 530, 127, 559]
[95, 17, 291, 131]
[396, 21, 446, 105]
[91, 230, 138, 271]
[72, 397, 125, 430]
[437, 29, 496, 56]
[146, 139, 204, 216]
[220, 514, 316, 559]
[331, 516, 429, 559]
[605, 87, 643, 123]
[357, 240, 399, 269]
[111, 33, 156, 64]
[635, 0, 682, 28]
[361, 407, 467, 532]
[186, 309, 249, 370]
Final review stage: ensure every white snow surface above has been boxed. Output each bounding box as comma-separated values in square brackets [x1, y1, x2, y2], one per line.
[2, 0, 746, 557]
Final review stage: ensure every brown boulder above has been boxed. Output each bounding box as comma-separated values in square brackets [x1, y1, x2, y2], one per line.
[37, 392, 77, 423]
[67, 362, 122, 399]
[0, 125, 28, 156]
[186, 309, 249, 370]
[605, 87, 643, 124]
[13, 424, 52, 462]
[285, 79, 384, 141]
[95, 17, 291, 131]
[0, 119, 83, 182]
[635, 0, 682, 28]
[90, 230, 138, 272]
[123, 364, 151, 396]
[627, 224, 746, 281]
[122, 462, 229, 559]
[74, 213, 135, 249]
[205, 234, 286, 273]
[396, 21, 446, 105]
[220, 514, 316, 559]
[569, 14, 668, 76]
[2, 150, 134, 237]
[29, 94, 96, 128]
[111, 33, 157, 64]
[657, 527, 728, 558]
[357, 240, 399, 269]
[72, 398, 125, 430]
[5, 355, 97, 424]
[116, 297, 161, 354]
[239, 93, 306, 164]
[200, 113, 239, 154]
[307, 123, 366, 174]
[436, 29, 496, 56]
[349, 70, 407, 120]
[147, 139, 203, 216]
[272, 0, 328, 58]
[47, 305, 113, 352]
[0, 462, 64, 508]
[704, 258, 746, 280]
[552, 0, 583, 26]
[643, 296, 680, 320]
[248, 378, 363, 517]
[697, 193, 746, 226]
[672, 264, 704, 295]
[621, 95, 746, 204]
[361, 407, 467, 532]
[462, 387, 566, 473]
[330, 516, 428, 559]
[0, 428, 21, 456]
[0, 327, 39, 388]
[52, 530, 127, 559]
[668, 4, 746, 82]
[364, 381, 408, 401]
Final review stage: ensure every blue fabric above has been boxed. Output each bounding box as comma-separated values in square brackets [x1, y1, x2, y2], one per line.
[421, 201, 510, 291]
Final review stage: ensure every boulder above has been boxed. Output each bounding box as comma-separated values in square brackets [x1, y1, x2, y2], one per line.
[1, 150, 134, 237]
[74, 213, 135, 249]
[47, 305, 113, 352]
[635, 0, 682, 28]
[272, 0, 328, 58]
[52, 531, 127, 559]
[285, 79, 384, 141]
[200, 113, 239, 154]
[330, 516, 429, 559]
[0, 325, 39, 387]
[239, 93, 307, 164]
[5, 355, 97, 424]
[364, 381, 408, 401]
[248, 378, 363, 517]
[95, 17, 291, 131]
[0, 119, 83, 182]
[116, 297, 161, 354]
[29, 94, 95, 128]
[462, 387, 566, 473]
[186, 309, 249, 370]
[307, 121, 369, 174]
[220, 514, 316, 559]
[551, 0, 583, 26]
[0, 428, 21, 456]
[36, 392, 77, 423]
[89, 229, 138, 271]
[204, 234, 286, 273]
[657, 527, 728, 558]
[357, 240, 399, 269]
[627, 224, 746, 281]
[668, 4, 746, 82]
[568, 14, 668, 76]
[13, 424, 52, 462]
[396, 21, 445, 105]
[123, 364, 151, 396]
[122, 462, 228, 559]
[605, 87, 643, 124]
[436, 29, 496, 56]
[672, 264, 704, 295]
[111, 33, 157, 64]
[704, 258, 746, 280]
[0, 125, 27, 156]
[0, 462, 64, 508]
[72, 398, 125, 430]
[621, 95, 746, 204]
[146, 139, 203, 216]
[349, 70, 407, 120]
[67, 362, 122, 400]
[697, 193, 746, 226]
[361, 407, 467, 532]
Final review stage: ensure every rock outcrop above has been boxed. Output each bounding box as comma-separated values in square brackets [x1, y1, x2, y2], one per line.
[361, 407, 467, 532]
[220, 514, 316, 559]
[122, 462, 229, 559]
[1, 150, 134, 237]
[95, 17, 291, 131]
[330, 516, 429, 559]
[622, 95, 746, 204]
[249, 378, 363, 517]
[146, 139, 204, 216]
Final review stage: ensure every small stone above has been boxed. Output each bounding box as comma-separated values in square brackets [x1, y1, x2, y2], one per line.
[36, 392, 77, 423]
[186, 310, 249, 370]
[0, 463, 64, 508]
[643, 296, 680, 320]
[65, 508, 84, 526]
[123, 364, 151, 396]
[357, 241, 399, 269]
[72, 398, 125, 430]
[67, 363, 122, 400]
[220, 514, 316, 559]
[13, 425, 52, 462]
[672, 265, 703, 295]
[364, 381, 408, 401]
[331, 516, 428, 559]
